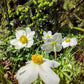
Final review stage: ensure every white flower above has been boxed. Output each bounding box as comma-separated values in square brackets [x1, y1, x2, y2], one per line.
[42, 31, 52, 40]
[10, 22, 13, 26]
[62, 38, 77, 48]
[10, 27, 35, 49]
[15, 54, 60, 84]
[41, 33, 62, 53]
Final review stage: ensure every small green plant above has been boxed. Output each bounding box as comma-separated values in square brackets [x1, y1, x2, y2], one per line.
[0, 66, 12, 84]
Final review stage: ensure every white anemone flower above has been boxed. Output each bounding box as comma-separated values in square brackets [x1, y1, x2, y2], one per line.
[62, 38, 77, 48]
[15, 54, 60, 84]
[42, 31, 52, 40]
[41, 33, 62, 53]
[10, 27, 35, 49]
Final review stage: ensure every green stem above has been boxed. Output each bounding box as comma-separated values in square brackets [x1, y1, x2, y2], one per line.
[73, 27, 84, 32]
[54, 50, 57, 61]
[4, 0, 12, 35]
[33, 40, 43, 45]
[54, 45, 57, 61]
[12, 62, 17, 74]
[63, 72, 71, 80]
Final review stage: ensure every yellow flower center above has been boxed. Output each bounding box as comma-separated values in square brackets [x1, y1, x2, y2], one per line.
[51, 41, 56, 45]
[46, 35, 50, 38]
[19, 35, 28, 44]
[65, 38, 70, 42]
[32, 54, 43, 64]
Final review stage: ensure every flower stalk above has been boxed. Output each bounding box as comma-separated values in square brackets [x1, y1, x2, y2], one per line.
[54, 45, 57, 61]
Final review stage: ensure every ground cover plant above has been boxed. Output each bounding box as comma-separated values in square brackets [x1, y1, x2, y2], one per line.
[0, 0, 84, 84]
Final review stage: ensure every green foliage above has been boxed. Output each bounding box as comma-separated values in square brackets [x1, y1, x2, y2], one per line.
[1, 0, 84, 38]
[54, 47, 83, 84]
[32, 76, 45, 84]
[63, 0, 76, 10]
[0, 66, 12, 84]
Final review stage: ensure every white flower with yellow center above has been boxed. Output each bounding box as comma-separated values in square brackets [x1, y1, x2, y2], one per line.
[42, 31, 52, 40]
[15, 54, 60, 84]
[41, 33, 62, 53]
[10, 27, 35, 49]
[62, 38, 77, 48]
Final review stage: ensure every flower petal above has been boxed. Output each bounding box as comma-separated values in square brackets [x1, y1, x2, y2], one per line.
[10, 39, 26, 49]
[16, 30, 26, 39]
[39, 65, 60, 84]
[47, 31, 52, 35]
[15, 63, 38, 84]
[62, 41, 70, 48]
[55, 44, 62, 52]
[44, 38, 54, 43]
[43, 32, 46, 36]
[27, 31, 35, 38]
[52, 33, 62, 43]
[41, 43, 54, 53]
[26, 27, 35, 38]
[42, 59, 60, 68]
[10, 39, 19, 45]
[15, 42, 26, 49]
[25, 27, 31, 33]
[26, 39, 34, 48]
[70, 38, 77, 47]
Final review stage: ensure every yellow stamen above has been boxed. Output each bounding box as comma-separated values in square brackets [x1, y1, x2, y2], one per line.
[51, 41, 56, 45]
[65, 38, 70, 42]
[32, 54, 43, 64]
[46, 35, 50, 38]
[19, 35, 28, 44]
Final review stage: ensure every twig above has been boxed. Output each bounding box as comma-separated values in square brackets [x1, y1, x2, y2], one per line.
[4, 0, 12, 35]
[60, 0, 84, 24]
[68, 0, 84, 13]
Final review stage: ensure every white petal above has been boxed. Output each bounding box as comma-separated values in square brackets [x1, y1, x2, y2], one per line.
[52, 33, 62, 43]
[55, 44, 62, 52]
[47, 31, 52, 35]
[43, 32, 46, 36]
[70, 38, 77, 47]
[44, 38, 54, 43]
[15, 63, 38, 84]
[10, 39, 19, 45]
[51, 60, 60, 68]
[16, 30, 26, 39]
[42, 59, 60, 68]
[10, 39, 26, 49]
[15, 42, 26, 49]
[62, 41, 70, 48]
[27, 31, 35, 38]
[26, 39, 34, 48]
[39, 65, 60, 84]
[42, 32, 48, 40]
[41, 43, 54, 53]
[25, 27, 31, 33]
[42, 36, 46, 40]
[26, 27, 35, 37]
